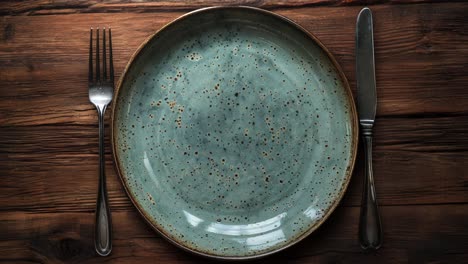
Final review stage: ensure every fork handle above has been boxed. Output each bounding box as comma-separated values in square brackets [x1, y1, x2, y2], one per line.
[95, 106, 112, 256]
[359, 125, 382, 251]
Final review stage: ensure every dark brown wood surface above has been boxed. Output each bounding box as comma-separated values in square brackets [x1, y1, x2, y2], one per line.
[1, 1, 468, 263]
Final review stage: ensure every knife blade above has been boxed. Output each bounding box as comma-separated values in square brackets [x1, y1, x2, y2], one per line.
[356, 7, 382, 251]
[356, 7, 376, 123]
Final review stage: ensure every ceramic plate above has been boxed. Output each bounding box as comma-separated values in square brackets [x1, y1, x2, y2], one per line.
[112, 6, 358, 260]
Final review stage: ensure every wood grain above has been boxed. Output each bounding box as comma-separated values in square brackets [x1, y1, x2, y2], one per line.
[1, 1, 467, 263]
[0, 0, 465, 16]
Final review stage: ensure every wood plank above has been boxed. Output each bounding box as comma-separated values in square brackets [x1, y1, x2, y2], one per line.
[1, 114, 467, 213]
[1, 3, 468, 126]
[1, 205, 467, 263]
[0, 0, 464, 16]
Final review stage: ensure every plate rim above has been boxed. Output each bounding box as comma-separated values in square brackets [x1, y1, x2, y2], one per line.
[111, 5, 359, 260]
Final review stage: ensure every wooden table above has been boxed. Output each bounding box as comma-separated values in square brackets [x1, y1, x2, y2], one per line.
[1, 1, 467, 263]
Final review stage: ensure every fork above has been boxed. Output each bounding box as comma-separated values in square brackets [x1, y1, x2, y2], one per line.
[88, 27, 114, 256]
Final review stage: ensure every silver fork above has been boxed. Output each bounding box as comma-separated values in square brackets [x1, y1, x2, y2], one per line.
[88, 27, 113, 256]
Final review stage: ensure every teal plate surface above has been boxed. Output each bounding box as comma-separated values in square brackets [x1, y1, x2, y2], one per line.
[113, 6, 358, 260]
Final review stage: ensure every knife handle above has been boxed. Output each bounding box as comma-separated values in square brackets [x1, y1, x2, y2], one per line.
[359, 122, 382, 250]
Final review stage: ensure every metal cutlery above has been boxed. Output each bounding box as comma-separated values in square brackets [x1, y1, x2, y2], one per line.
[88, 27, 114, 256]
[356, 7, 383, 250]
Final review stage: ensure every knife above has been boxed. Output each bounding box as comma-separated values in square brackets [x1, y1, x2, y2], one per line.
[356, 7, 382, 250]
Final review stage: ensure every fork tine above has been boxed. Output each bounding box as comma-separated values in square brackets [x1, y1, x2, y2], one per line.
[89, 28, 93, 83]
[96, 27, 100, 82]
[103, 28, 107, 80]
[109, 28, 114, 86]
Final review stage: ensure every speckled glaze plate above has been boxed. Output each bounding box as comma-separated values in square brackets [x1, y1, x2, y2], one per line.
[112, 6, 357, 260]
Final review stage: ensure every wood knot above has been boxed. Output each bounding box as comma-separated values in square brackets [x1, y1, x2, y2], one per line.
[31, 234, 93, 262]
[3, 23, 14, 42]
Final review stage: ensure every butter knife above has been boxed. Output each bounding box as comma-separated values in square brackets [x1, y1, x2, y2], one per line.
[356, 7, 382, 250]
